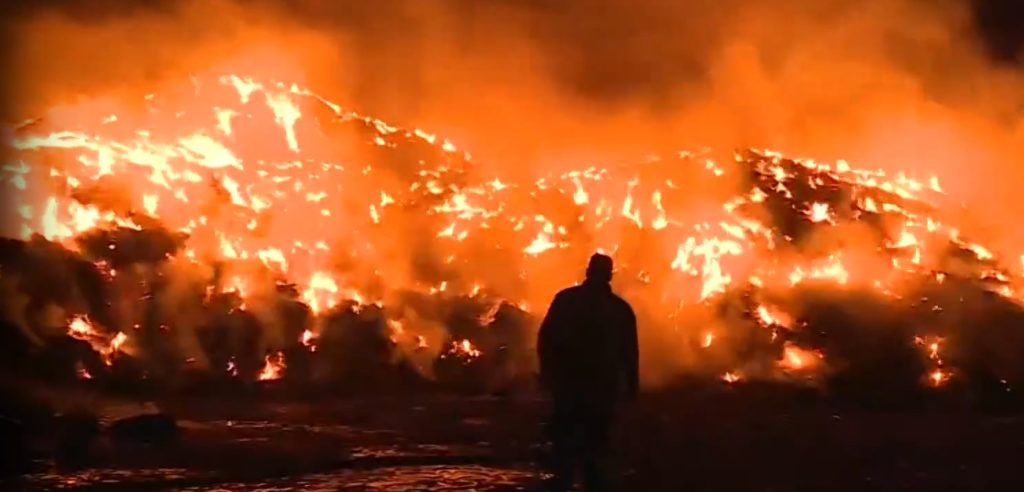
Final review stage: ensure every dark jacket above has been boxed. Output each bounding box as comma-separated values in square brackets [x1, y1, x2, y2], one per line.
[537, 280, 638, 401]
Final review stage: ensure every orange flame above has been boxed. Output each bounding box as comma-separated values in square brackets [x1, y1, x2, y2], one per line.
[778, 343, 823, 372]
[68, 316, 99, 340]
[103, 332, 128, 366]
[257, 352, 286, 381]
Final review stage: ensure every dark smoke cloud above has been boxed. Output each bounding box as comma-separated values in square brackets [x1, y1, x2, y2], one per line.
[971, 0, 1024, 62]
[5, 1, 1019, 106]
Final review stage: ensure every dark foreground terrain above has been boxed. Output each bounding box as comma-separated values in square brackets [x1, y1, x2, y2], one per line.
[5, 382, 1024, 491]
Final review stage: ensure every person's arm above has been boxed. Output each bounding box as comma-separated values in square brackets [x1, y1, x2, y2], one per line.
[537, 293, 564, 391]
[621, 304, 639, 398]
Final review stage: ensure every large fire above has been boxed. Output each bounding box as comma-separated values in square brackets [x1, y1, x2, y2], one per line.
[4, 69, 1024, 393]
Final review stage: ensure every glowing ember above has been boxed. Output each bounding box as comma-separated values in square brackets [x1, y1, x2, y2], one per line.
[300, 329, 317, 352]
[443, 339, 482, 361]
[914, 336, 949, 386]
[722, 372, 742, 383]
[458, 339, 482, 358]
[788, 255, 850, 286]
[75, 362, 93, 380]
[701, 332, 715, 348]
[806, 202, 834, 223]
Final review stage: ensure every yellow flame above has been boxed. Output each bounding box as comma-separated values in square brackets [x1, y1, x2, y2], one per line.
[807, 202, 833, 223]
[778, 343, 822, 371]
[258, 352, 286, 381]
[701, 331, 715, 348]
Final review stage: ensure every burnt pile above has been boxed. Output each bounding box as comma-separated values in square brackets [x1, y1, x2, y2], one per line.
[666, 149, 1024, 405]
[0, 233, 535, 393]
[3, 72, 1024, 403]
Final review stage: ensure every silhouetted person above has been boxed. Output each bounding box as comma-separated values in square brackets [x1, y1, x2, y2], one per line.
[537, 253, 638, 492]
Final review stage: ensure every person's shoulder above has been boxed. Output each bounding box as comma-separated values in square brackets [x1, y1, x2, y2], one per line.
[610, 293, 635, 315]
[555, 285, 584, 298]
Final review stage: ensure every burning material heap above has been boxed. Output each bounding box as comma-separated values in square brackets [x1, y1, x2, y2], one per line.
[3, 72, 1024, 398]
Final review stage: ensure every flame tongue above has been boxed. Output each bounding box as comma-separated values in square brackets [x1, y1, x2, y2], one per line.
[66, 316, 127, 366]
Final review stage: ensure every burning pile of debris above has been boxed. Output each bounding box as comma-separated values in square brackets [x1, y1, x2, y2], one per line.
[3, 72, 1024, 403]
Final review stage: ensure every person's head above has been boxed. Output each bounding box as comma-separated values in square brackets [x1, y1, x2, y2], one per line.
[585, 253, 614, 284]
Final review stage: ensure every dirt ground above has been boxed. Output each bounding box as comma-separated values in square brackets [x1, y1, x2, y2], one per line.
[9, 383, 1024, 491]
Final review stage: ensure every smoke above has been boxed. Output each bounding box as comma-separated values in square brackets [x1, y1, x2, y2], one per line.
[5, 0, 1022, 229]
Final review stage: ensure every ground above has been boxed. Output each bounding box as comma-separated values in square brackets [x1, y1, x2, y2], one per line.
[9, 383, 1024, 491]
